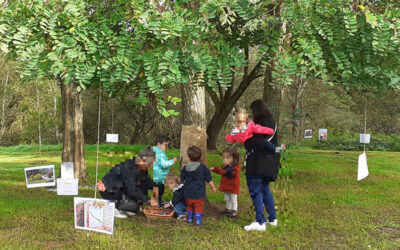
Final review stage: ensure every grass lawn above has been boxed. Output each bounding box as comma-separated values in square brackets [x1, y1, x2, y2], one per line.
[0, 145, 399, 249]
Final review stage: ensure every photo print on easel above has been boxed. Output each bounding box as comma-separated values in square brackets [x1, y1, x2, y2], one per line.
[304, 129, 313, 138]
[25, 165, 56, 188]
[318, 129, 327, 141]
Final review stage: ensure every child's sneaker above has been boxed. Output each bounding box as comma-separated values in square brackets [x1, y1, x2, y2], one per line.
[228, 210, 238, 218]
[268, 219, 278, 226]
[177, 214, 186, 220]
[114, 209, 128, 219]
[244, 221, 266, 231]
[125, 211, 136, 217]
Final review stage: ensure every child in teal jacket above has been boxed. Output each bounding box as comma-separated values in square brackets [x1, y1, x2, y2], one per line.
[152, 135, 178, 206]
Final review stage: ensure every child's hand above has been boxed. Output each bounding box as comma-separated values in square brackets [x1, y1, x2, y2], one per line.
[173, 157, 178, 163]
[211, 186, 216, 193]
[164, 203, 171, 208]
[150, 198, 158, 207]
[210, 167, 215, 171]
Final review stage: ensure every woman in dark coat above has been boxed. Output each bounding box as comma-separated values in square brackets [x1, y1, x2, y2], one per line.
[243, 99, 280, 231]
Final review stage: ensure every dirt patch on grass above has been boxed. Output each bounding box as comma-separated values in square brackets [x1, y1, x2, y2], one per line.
[26, 160, 50, 165]
[379, 226, 400, 236]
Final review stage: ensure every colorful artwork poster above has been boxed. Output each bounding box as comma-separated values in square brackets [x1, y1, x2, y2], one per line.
[74, 197, 115, 235]
[318, 129, 328, 141]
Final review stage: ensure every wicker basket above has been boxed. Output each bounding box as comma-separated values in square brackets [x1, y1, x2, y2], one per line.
[143, 206, 174, 219]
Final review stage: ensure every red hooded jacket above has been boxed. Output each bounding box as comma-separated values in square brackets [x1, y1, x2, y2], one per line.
[211, 164, 240, 194]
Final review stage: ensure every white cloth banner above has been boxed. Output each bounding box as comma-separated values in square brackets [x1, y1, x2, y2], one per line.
[357, 152, 369, 181]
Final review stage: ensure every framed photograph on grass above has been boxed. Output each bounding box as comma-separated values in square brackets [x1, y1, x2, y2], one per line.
[24, 165, 56, 188]
[74, 197, 115, 235]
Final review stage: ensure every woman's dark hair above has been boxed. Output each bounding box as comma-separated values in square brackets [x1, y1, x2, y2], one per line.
[223, 147, 240, 166]
[249, 99, 273, 124]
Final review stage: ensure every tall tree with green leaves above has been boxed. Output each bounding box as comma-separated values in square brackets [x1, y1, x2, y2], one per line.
[0, 0, 185, 179]
[272, 0, 400, 91]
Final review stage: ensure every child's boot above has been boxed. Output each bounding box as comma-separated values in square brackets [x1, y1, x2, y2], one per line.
[187, 211, 194, 223]
[195, 213, 203, 226]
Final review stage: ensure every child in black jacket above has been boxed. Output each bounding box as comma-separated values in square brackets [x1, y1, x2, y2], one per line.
[180, 146, 216, 225]
[164, 173, 186, 220]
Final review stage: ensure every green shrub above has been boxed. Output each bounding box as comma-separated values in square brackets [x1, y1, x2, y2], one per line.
[287, 132, 400, 152]
[33, 173, 42, 180]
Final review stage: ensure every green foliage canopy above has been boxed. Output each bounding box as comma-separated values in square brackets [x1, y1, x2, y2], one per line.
[275, 0, 400, 90]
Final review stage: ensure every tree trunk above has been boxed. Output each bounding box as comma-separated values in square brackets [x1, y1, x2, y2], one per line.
[49, 82, 60, 144]
[60, 82, 87, 180]
[181, 76, 206, 128]
[180, 73, 207, 167]
[206, 100, 236, 150]
[206, 60, 263, 150]
[36, 85, 42, 154]
[263, 62, 283, 129]
[0, 71, 9, 143]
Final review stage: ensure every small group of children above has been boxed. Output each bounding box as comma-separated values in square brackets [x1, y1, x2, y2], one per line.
[152, 138, 216, 225]
[151, 108, 279, 226]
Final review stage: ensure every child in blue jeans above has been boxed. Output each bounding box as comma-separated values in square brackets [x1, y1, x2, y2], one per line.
[163, 173, 187, 220]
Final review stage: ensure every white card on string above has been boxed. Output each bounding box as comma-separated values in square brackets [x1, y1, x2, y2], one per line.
[360, 134, 370, 144]
[106, 133, 119, 143]
[357, 152, 369, 181]
[57, 178, 78, 196]
[61, 162, 74, 179]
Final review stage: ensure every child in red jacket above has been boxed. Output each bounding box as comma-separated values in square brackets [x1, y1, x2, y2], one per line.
[225, 109, 278, 152]
[211, 147, 241, 218]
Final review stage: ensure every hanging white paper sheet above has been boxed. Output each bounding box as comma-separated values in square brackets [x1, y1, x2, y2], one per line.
[304, 129, 313, 138]
[61, 162, 75, 179]
[25, 165, 56, 188]
[74, 197, 115, 235]
[360, 134, 370, 144]
[357, 152, 369, 181]
[106, 133, 119, 143]
[57, 178, 78, 196]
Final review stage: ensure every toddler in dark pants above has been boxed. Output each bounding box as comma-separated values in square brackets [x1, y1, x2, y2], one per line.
[180, 146, 216, 225]
[163, 173, 187, 220]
